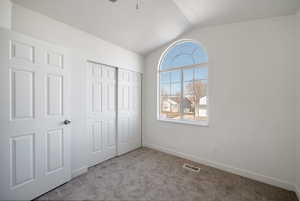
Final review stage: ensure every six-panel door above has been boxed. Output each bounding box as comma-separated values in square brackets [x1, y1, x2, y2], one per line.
[0, 29, 70, 200]
[87, 62, 117, 166]
[118, 69, 142, 155]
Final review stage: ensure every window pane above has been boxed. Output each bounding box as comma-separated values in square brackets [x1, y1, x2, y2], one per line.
[160, 83, 170, 96]
[195, 67, 208, 80]
[182, 79, 208, 121]
[198, 105, 208, 121]
[160, 95, 181, 120]
[160, 72, 170, 83]
[184, 81, 193, 95]
[183, 95, 195, 120]
[180, 42, 199, 54]
[193, 48, 208, 64]
[170, 70, 181, 82]
[183, 69, 193, 81]
[160, 48, 181, 70]
[194, 80, 208, 97]
[171, 54, 194, 68]
[171, 82, 181, 96]
[160, 41, 208, 70]
[160, 70, 181, 120]
[195, 80, 208, 121]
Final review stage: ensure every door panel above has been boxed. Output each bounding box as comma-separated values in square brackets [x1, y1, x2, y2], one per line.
[11, 40, 35, 63]
[87, 62, 117, 166]
[46, 129, 63, 174]
[106, 120, 116, 147]
[92, 82, 102, 113]
[10, 133, 35, 188]
[92, 121, 103, 153]
[47, 74, 63, 116]
[118, 70, 142, 155]
[46, 51, 63, 68]
[0, 29, 70, 200]
[119, 117, 129, 144]
[11, 69, 35, 120]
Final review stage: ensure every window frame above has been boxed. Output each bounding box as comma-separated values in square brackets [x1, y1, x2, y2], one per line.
[157, 40, 209, 127]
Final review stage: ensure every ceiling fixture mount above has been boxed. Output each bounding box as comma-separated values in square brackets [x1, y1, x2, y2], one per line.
[109, 0, 142, 10]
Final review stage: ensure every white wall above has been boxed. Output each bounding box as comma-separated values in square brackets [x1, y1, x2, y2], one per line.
[0, 0, 12, 29]
[143, 16, 296, 190]
[11, 4, 143, 72]
[296, 9, 300, 197]
[11, 4, 144, 176]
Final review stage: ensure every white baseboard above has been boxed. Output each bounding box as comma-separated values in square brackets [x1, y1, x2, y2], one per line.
[295, 184, 300, 200]
[71, 166, 88, 179]
[144, 143, 295, 191]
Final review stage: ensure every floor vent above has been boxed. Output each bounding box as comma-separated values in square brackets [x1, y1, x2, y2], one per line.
[183, 163, 201, 172]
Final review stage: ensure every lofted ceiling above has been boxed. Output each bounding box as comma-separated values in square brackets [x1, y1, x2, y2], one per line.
[173, 0, 300, 26]
[12, 0, 300, 55]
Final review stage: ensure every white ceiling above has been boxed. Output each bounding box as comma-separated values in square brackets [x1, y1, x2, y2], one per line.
[173, 0, 300, 26]
[12, 0, 300, 55]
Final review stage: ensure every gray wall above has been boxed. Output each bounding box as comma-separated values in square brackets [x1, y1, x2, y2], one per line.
[296, 9, 300, 196]
[143, 15, 296, 190]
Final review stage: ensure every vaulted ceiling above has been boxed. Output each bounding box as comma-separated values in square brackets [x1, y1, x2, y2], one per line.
[12, 0, 300, 55]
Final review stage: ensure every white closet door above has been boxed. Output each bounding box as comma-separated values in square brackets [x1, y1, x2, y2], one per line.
[118, 69, 142, 155]
[87, 62, 117, 166]
[0, 29, 71, 200]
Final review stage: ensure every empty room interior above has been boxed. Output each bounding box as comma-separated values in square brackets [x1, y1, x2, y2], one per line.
[1, 0, 300, 200]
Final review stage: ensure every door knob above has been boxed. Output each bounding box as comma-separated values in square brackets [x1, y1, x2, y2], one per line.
[64, 120, 72, 125]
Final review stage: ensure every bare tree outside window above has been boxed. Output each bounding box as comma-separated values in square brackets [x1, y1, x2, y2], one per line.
[184, 79, 208, 120]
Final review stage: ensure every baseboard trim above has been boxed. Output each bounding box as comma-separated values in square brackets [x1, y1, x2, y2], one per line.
[295, 184, 300, 200]
[144, 143, 295, 191]
[71, 166, 88, 179]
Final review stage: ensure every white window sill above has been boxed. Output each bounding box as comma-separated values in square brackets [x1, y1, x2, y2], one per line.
[158, 118, 209, 127]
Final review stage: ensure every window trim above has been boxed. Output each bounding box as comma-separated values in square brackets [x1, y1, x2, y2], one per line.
[159, 62, 208, 73]
[157, 40, 210, 127]
[158, 118, 209, 127]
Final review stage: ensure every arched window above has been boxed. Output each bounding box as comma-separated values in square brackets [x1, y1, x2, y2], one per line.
[158, 40, 209, 125]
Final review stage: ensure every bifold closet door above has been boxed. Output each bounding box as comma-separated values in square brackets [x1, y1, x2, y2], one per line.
[118, 69, 142, 155]
[87, 62, 117, 167]
[0, 29, 71, 200]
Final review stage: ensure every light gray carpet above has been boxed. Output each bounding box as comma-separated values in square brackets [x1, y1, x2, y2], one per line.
[36, 147, 298, 201]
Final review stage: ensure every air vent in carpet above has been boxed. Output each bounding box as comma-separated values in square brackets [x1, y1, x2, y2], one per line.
[183, 163, 201, 172]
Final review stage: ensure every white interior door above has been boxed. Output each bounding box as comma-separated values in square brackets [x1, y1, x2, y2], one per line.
[0, 29, 71, 200]
[87, 62, 117, 167]
[118, 69, 142, 155]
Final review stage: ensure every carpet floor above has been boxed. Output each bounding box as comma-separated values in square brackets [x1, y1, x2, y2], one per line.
[36, 147, 298, 201]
